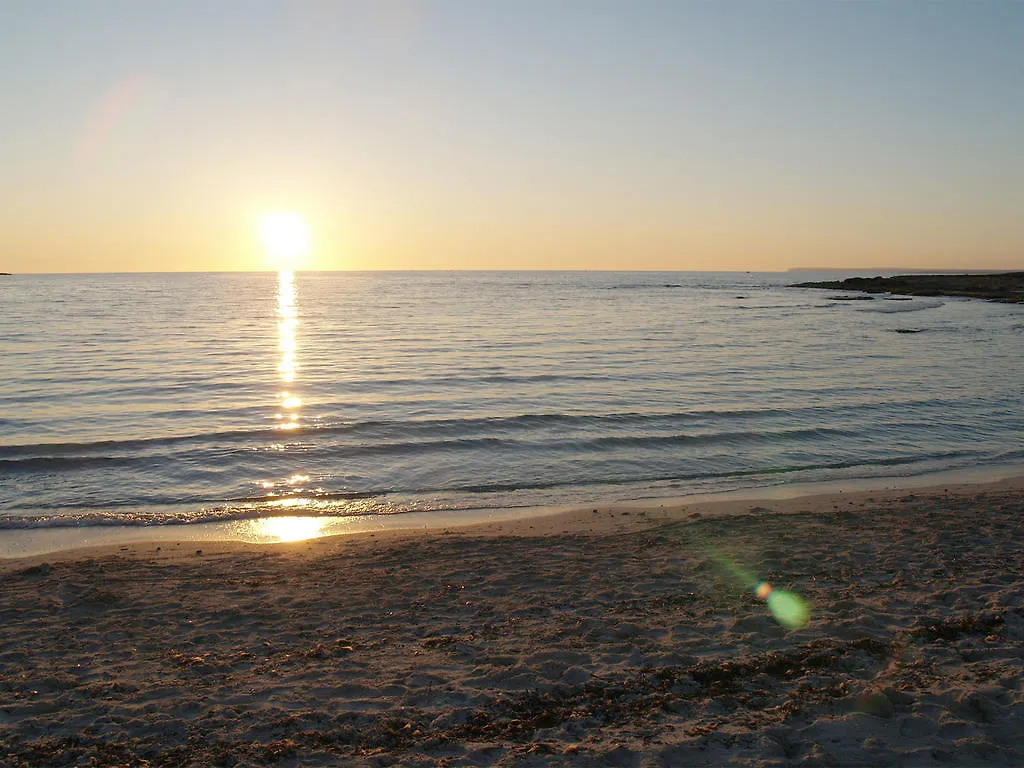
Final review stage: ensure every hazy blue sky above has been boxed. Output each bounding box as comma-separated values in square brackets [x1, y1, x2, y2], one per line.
[2, 0, 1022, 272]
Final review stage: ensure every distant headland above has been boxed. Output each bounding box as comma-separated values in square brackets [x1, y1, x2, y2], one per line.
[787, 267, 1009, 274]
[792, 272, 1024, 303]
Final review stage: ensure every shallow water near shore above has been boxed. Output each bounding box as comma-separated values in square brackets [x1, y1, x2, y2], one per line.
[2, 270, 1022, 541]
[2, 465, 1021, 559]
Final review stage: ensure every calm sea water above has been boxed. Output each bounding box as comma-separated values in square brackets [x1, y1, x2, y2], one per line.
[1, 271, 1022, 530]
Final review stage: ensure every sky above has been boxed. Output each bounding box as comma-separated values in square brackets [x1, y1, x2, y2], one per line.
[1, 0, 1022, 273]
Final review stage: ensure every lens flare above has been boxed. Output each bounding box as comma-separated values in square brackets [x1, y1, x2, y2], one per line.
[708, 546, 811, 630]
[764, 589, 811, 630]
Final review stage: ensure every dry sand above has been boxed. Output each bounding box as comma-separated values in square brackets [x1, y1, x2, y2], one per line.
[1, 479, 1023, 766]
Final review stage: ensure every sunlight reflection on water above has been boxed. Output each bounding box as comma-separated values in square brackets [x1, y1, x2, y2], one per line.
[260, 270, 310, 499]
[275, 269, 300, 429]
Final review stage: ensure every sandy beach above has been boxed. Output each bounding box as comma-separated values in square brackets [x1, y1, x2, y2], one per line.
[2, 478, 1023, 767]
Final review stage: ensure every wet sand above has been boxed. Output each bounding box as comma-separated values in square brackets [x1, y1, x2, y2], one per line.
[2, 478, 1023, 766]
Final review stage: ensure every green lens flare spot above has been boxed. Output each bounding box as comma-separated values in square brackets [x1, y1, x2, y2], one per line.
[765, 590, 810, 629]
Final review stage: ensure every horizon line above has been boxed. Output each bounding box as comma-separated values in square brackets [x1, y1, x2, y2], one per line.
[4, 267, 1022, 277]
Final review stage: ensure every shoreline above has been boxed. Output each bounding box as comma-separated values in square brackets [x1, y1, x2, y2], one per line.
[2, 474, 1022, 765]
[3, 463, 1023, 561]
[3, 471, 1022, 573]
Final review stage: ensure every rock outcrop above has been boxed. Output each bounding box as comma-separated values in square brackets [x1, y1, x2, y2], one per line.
[792, 272, 1024, 303]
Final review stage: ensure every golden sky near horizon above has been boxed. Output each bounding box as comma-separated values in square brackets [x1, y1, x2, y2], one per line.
[2, 1, 1023, 273]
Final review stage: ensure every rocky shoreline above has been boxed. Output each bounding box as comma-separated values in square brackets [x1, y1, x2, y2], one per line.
[792, 272, 1024, 303]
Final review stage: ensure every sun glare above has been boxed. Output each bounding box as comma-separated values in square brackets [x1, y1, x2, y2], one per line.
[260, 211, 310, 269]
[251, 516, 328, 543]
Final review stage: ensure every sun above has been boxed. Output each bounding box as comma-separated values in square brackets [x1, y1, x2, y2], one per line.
[259, 211, 310, 269]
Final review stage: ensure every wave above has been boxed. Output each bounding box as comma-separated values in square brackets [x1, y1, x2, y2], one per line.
[602, 283, 689, 290]
[857, 298, 945, 314]
[0, 449, 982, 530]
[0, 454, 156, 472]
[0, 396, 993, 467]
[0, 424, 865, 474]
[5, 487, 392, 511]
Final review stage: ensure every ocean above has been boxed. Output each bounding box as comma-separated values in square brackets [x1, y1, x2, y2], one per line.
[2, 271, 1022, 542]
